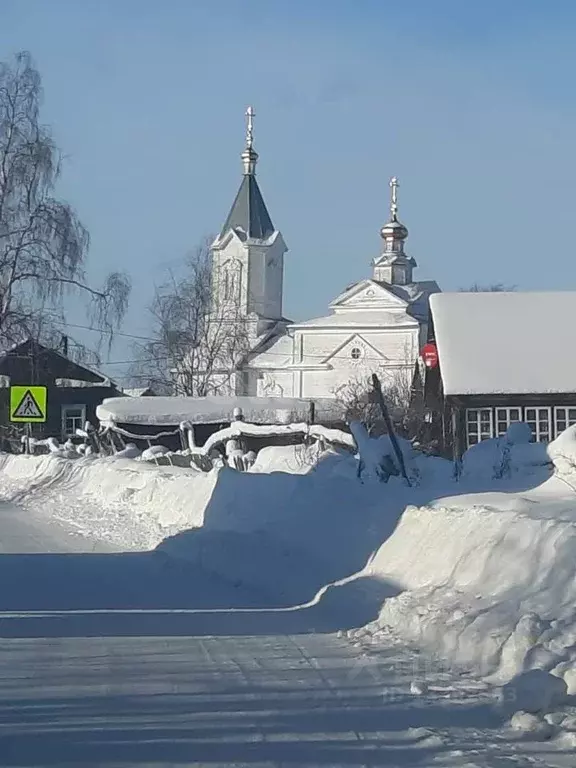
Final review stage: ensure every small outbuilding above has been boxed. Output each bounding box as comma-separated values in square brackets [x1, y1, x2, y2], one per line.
[426, 291, 576, 458]
[0, 339, 120, 448]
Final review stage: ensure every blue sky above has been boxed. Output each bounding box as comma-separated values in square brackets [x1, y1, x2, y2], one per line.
[2, 0, 576, 377]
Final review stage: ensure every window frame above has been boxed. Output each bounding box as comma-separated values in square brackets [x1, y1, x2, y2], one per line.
[350, 346, 363, 361]
[465, 407, 494, 447]
[61, 404, 86, 439]
[494, 406, 523, 438]
[524, 406, 552, 443]
[553, 406, 576, 438]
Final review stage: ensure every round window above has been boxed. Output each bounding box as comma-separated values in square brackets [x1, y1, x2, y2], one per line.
[350, 347, 362, 360]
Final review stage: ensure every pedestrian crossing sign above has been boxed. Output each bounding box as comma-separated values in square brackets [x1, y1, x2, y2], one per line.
[10, 386, 47, 423]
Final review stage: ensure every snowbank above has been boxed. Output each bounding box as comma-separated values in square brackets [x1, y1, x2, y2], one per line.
[356, 472, 576, 689]
[0, 453, 216, 549]
[0, 445, 443, 607]
[461, 422, 551, 481]
[548, 424, 576, 475]
[3, 424, 576, 701]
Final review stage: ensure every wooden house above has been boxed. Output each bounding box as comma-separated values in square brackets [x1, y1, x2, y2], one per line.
[425, 292, 576, 459]
[0, 339, 121, 448]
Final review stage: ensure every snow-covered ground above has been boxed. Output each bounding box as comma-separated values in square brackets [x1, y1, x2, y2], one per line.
[0, 497, 573, 766]
[1, 429, 576, 764]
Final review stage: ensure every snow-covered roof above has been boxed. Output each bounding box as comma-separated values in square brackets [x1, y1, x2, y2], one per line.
[97, 395, 344, 426]
[430, 291, 576, 395]
[385, 280, 440, 304]
[291, 310, 419, 329]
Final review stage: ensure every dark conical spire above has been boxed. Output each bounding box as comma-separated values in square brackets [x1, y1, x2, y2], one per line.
[220, 175, 275, 240]
[219, 106, 275, 241]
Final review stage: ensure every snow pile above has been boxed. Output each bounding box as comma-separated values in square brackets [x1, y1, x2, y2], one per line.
[0, 453, 216, 549]
[157, 459, 416, 605]
[0, 445, 418, 604]
[548, 424, 576, 474]
[461, 422, 551, 481]
[354, 470, 576, 695]
[4, 419, 576, 710]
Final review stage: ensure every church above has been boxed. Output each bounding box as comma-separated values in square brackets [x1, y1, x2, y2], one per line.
[210, 108, 440, 402]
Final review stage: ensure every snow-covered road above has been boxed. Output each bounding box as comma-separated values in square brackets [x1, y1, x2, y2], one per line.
[0, 501, 570, 767]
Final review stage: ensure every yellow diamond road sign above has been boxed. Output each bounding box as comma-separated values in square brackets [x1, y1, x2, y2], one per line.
[10, 386, 47, 423]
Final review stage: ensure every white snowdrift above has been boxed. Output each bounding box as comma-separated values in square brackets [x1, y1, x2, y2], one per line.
[0, 446, 427, 606]
[3, 421, 576, 703]
[358, 460, 576, 690]
[0, 453, 217, 549]
[461, 422, 551, 481]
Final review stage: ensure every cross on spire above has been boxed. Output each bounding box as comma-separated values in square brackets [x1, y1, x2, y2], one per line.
[389, 176, 399, 219]
[245, 106, 255, 149]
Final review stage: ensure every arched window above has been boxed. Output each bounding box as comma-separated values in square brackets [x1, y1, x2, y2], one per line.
[223, 268, 237, 301]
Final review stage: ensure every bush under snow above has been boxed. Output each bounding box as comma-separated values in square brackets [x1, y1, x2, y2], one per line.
[462, 422, 551, 480]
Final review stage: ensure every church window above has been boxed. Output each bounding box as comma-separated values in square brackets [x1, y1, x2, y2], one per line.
[350, 347, 363, 360]
[223, 264, 240, 301]
[224, 271, 234, 300]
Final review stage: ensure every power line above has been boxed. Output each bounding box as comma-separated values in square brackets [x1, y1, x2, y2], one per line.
[50, 319, 160, 343]
[49, 320, 417, 368]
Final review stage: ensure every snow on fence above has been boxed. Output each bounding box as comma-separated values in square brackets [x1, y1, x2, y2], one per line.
[21, 396, 354, 474]
[96, 395, 343, 427]
[91, 396, 350, 472]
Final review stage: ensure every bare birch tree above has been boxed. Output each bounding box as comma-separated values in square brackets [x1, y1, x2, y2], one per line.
[131, 238, 249, 396]
[335, 369, 414, 433]
[0, 52, 130, 347]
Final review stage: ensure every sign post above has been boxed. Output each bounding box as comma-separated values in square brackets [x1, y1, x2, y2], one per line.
[9, 386, 47, 454]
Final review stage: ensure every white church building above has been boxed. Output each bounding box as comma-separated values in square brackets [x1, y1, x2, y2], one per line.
[210, 109, 440, 401]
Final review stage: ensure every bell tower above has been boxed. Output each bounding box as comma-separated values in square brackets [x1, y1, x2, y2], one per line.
[373, 177, 416, 286]
[211, 107, 288, 335]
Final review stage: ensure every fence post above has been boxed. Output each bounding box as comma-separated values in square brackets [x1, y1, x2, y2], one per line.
[371, 373, 411, 486]
[308, 401, 316, 425]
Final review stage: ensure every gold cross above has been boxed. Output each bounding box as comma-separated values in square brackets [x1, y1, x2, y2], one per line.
[390, 176, 399, 218]
[246, 106, 255, 148]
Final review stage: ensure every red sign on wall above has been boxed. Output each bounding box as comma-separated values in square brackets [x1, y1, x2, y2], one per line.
[421, 342, 439, 369]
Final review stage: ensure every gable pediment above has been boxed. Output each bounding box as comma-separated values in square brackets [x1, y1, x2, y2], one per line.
[320, 333, 390, 366]
[330, 279, 408, 311]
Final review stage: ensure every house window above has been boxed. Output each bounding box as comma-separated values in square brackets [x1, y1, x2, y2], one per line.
[554, 407, 576, 437]
[466, 408, 493, 447]
[350, 347, 362, 360]
[61, 405, 86, 438]
[495, 407, 522, 437]
[524, 407, 552, 443]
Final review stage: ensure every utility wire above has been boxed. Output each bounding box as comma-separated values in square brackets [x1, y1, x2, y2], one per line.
[49, 320, 417, 368]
